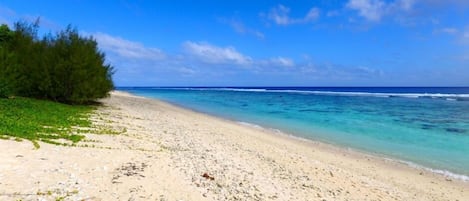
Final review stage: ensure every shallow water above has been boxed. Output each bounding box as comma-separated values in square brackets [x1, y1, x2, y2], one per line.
[121, 87, 469, 178]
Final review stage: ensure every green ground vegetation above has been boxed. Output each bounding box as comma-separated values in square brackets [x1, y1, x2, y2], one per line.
[0, 97, 93, 148]
[0, 20, 117, 147]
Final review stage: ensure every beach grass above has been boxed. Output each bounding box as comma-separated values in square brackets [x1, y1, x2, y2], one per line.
[0, 97, 93, 148]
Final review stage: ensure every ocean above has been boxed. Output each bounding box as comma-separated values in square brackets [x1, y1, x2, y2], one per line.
[120, 87, 469, 180]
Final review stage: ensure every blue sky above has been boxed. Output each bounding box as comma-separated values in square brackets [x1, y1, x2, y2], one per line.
[1, 0, 469, 86]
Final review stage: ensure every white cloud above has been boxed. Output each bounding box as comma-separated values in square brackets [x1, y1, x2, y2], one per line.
[300, 63, 384, 80]
[92, 34, 299, 83]
[268, 5, 290, 25]
[462, 28, 469, 44]
[267, 4, 320, 25]
[182, 41, 299, 70]
[398, 0, 416, 11]
[93, 32, 165, 60]
[305, 8, 320, 22]
[438, 27, 469, 44]
[89, 32, 389, 85]
[178, 67, 196, 76]
[346, 0, 417, 22]
[438, 27, 459, 35]
[355, 66, 384, 76]
[253, 31, 265, 39]
[183, 41, 253, 65]
[222, 18, 264, 39]
[346, 0, 387, 21]
[268, 57, 295, 67]
[230, 20, 245, 33]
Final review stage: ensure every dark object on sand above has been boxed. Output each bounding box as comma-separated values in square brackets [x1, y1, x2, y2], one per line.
[202, 173, 215, 180]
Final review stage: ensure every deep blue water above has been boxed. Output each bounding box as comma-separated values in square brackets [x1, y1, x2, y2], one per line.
[120, 87, 469, 179]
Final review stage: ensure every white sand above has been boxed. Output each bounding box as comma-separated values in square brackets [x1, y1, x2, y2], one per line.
[0, 91, 467, 200]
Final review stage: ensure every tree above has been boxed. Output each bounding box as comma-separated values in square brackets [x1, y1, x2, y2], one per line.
[47, 26, 114, 103]
[0, 21, 114, 103]
[0, 24, 14, 44]
[0, 24, 16, 97]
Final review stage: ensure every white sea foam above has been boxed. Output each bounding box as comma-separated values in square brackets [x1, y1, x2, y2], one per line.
[237, 121, 312, 143]
[237, 121, 264, 129]
[157, 87, 469, 101]
[219, 88, 268, 92]
[160, 87, 268, 92]
[391, 159, 469, 182]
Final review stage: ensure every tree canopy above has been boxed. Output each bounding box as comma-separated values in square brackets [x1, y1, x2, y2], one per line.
[0, 21, 114, 104]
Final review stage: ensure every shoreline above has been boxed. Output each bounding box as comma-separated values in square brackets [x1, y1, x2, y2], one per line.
[1, 91, 468, 200]
[236, 120, 469, 183]
[127, 91, 469, 183]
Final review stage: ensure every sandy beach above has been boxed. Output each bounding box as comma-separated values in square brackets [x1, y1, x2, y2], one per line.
[0, 91, 468, 201]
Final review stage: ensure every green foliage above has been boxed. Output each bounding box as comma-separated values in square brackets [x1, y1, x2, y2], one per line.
[0, 21, 114, 104]
[0, 24, 16, 97]
[0, 24, 14, 44]
[0, 48, 14, 97]
[0, 97, 92, 148]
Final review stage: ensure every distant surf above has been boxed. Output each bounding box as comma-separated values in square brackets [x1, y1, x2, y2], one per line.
[153, 87, 469, 101]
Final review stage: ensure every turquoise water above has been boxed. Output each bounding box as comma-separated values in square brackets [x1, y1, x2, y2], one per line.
[122, 87, 469, 179]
